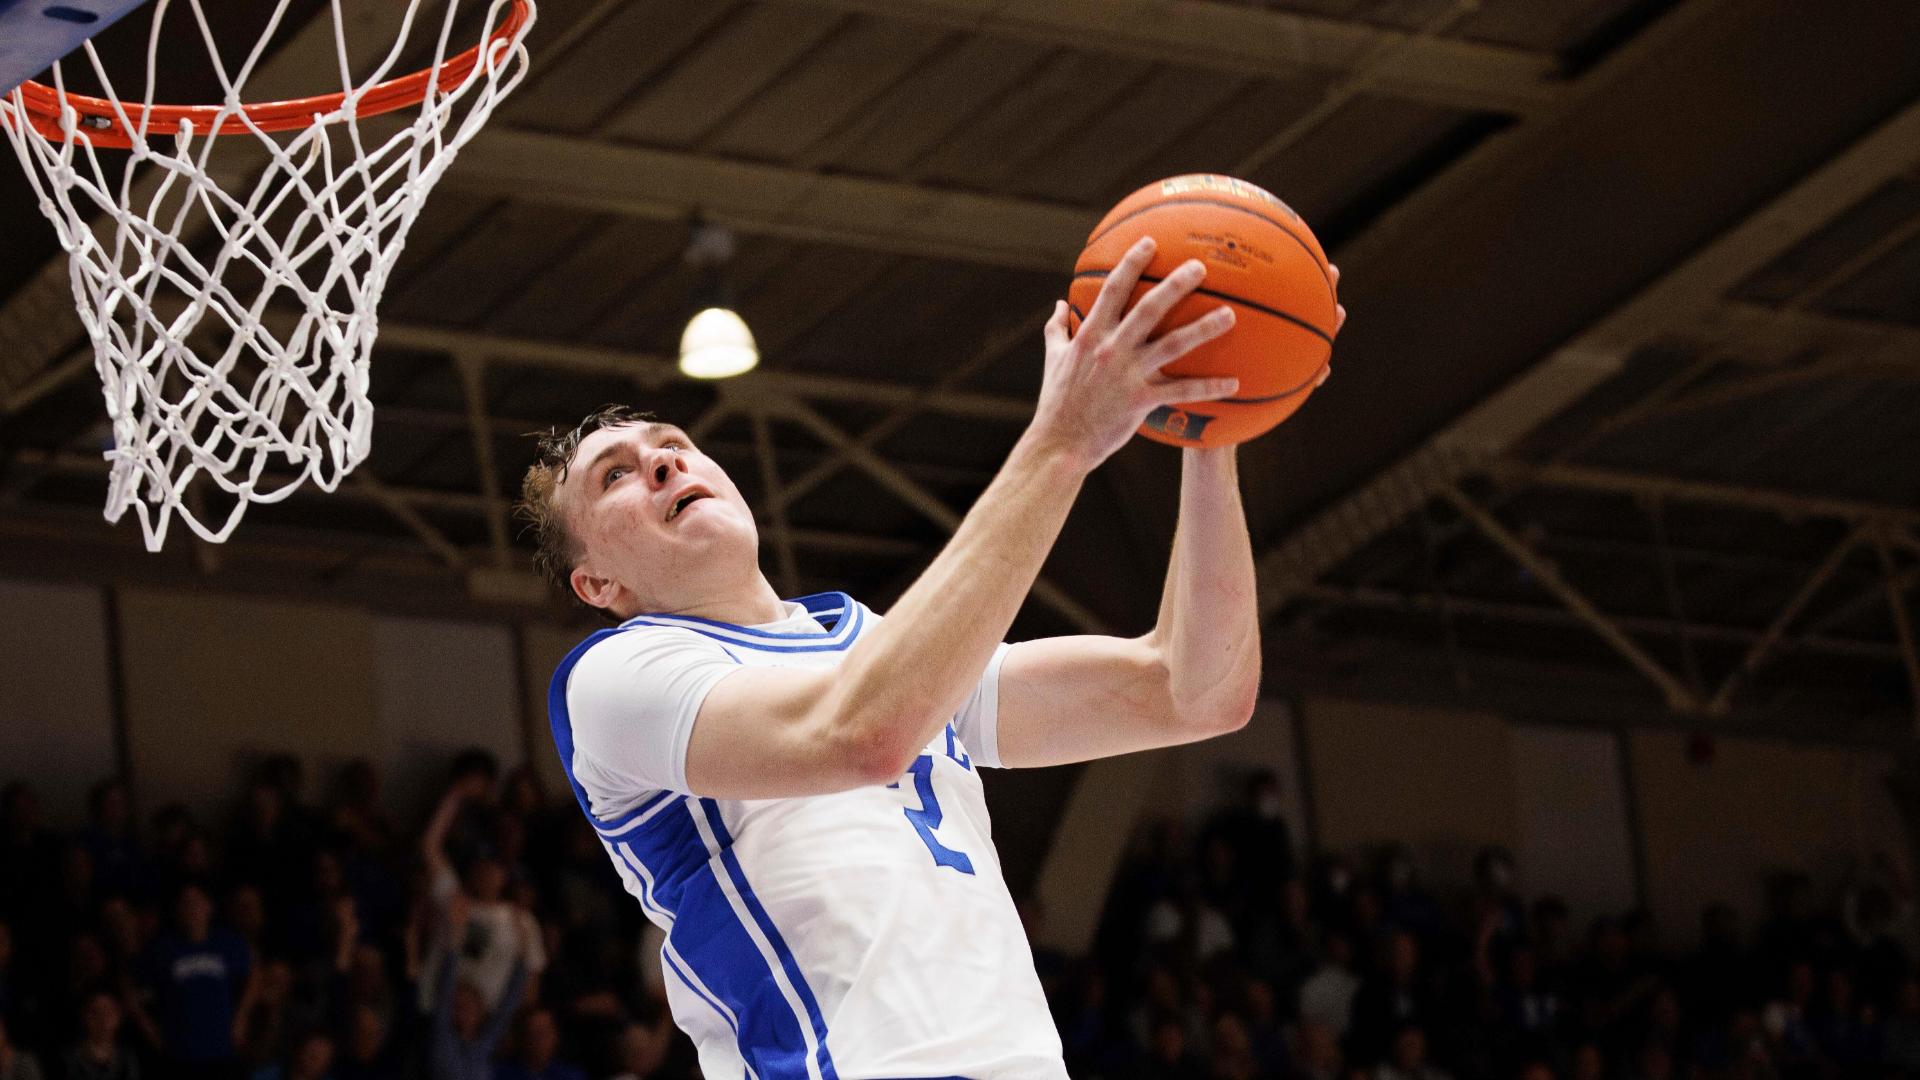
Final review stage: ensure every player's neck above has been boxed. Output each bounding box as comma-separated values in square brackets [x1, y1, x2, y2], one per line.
[657, 572, 788, 627]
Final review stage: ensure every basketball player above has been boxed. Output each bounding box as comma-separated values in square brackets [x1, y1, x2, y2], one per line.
[517, 237, 1341, 1079]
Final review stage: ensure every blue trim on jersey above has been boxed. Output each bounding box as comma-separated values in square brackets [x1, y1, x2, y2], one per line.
[605, 810, 827, 1079]
[699, 799, 839, 1080]
[620, 592, 864, 654]
[624, 591, 851, 637]
[663, 948, 736, 1033]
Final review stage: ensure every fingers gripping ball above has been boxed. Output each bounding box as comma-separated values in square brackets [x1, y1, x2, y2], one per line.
[1067, 175, 1339, 448]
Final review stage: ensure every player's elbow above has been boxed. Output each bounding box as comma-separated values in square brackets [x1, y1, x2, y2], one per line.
[839, 725, 918, 786]
[1148, 646, 1257, 737]
[1202, 668, 1262, 735]
[1203, 686, 1259, 735]
[821, 702, 927, 786]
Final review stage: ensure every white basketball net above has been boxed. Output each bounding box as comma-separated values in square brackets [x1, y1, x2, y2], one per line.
[0, 0, 535, 550]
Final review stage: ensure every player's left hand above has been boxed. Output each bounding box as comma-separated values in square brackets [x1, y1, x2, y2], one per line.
[1318, 264, 1345, 388]
[1320, 263, 1351, 388]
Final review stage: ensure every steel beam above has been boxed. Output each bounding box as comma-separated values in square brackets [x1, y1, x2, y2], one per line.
[795, 0, 1560, 116]
[13, 447, 928, 561]
[1492, 461, 1920, 530]
[1259, 95, 1920, 620]
[1298, 583, 1898, 663]
[1706, 524, 1869, 716]
[373, 322, 1036, 425]
[1685, 303, 1920, 370]
[1877, 530, 1920, 731]
[1440, 486, 1700, 711]
[441, 128, 1095, 273]
[455, 355, 514, 568]
[750, 407, 803, 596]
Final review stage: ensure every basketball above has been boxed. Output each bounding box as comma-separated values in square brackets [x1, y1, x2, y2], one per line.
[1067, 174, 1339, 448]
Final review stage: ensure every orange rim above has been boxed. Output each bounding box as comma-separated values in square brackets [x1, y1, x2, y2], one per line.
[13, 0, 531, 150]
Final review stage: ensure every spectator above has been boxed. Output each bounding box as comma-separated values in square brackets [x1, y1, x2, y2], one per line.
[0, 784, 57, 922]
[1567, 1042, 1604, 1080]
[0, 919, 38, 1053]
[1682, 903, 1753, 1028]
[1348, 930, 1437, 1066]
[235, 958, 296, 1073]
[81, 780, 143, 900]
[1292, 1019, 1344, 1080]
[130, 881, 252, 1077]
[332, 1005, 398, 1080]
[329, 761, 396, 859]
[492, 1007, 583, 1080]
[427, 896, 525, 1080]
[606, 1017, 672, 1080]
[1376, 1025, 1449, 1080]
[62, 991, 139, 1080]
[1204, 1011, 1257, 1080]
[1624, 1042, 1674, 1080]
[420, 777, 545, 1015]
[1238, 978, 1289, 1077]
[1136, 1012, 1204, 1080]
[1298, 931, 1361, 1036]
[0, 1016, 44, 1080]
[253, 1030, 334, 1080]
[1883, 975, 1920, 1072]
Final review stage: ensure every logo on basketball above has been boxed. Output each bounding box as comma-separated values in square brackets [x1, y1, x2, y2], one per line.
[1145, 407, 1213, 441]
[1159, 174, 1300, 221]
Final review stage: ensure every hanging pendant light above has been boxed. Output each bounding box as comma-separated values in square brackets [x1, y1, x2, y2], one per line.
[678, 220, 758, 379]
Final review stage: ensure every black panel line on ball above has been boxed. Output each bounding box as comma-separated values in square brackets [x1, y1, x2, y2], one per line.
[1082, 198, 1337, 300]
[1070, 270, 1335, 345]
[1220, 362, 1326, 404]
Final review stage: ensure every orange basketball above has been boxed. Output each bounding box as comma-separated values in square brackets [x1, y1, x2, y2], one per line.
[1067, 175, 1338, 448]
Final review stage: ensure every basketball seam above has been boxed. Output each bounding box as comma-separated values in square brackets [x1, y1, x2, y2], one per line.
[1070, 270, 1336, 345]
[1082, 197, 1336, 300]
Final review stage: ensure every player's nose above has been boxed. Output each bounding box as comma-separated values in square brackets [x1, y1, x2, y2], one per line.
[645, 445, 688, 488]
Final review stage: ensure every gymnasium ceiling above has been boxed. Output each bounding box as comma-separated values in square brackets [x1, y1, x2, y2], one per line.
[3, 0, 1920, 742]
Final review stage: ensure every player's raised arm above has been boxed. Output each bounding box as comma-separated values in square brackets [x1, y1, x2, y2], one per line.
[670, 237, 1239, 799]
[991, 269, 1345, 768]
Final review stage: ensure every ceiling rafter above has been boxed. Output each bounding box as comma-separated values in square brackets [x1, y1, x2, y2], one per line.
[11, 447, 929, 561]
[1489, 461, 1920, 531]
[1255, 92, 1920, 622]
[1297, 583, 1897, 664]
[374, 322, 1037, 424]
[794, 0, 1561, 116]
[439, 128, 1095, 272]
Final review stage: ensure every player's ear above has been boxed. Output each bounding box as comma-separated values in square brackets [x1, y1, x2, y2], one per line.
[569, 563, 619, 612]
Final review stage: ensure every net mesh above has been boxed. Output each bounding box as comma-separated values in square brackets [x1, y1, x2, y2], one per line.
[0, 0, 535, 550]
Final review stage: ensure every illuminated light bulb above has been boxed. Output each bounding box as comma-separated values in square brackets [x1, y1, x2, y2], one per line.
[678, 306, 758, 379]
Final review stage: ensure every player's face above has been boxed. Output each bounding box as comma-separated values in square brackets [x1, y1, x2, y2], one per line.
[562, 422, 759, 613]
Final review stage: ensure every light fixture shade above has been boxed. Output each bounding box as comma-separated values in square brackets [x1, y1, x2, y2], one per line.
[678, 306, 759, 379]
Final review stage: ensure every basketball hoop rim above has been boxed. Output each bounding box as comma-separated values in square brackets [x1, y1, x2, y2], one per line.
[10, 0, 532, 151]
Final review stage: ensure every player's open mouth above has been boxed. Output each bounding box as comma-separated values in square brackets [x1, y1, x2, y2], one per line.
[666, 488, 713, 522]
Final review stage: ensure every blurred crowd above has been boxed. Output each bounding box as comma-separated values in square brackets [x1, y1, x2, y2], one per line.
[1058, 773, 1917, 1080]
[0, 760, 1914, 1080]
[0, 754, 679, 1080]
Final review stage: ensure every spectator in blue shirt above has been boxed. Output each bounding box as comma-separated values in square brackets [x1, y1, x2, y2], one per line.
[131, 882, 252, 1078]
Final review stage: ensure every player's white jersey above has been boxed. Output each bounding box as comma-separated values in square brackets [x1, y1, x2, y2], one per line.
[548, 592, 1066, 1080]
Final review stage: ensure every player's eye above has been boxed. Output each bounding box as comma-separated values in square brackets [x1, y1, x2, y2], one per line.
[602, 466, 627, 489]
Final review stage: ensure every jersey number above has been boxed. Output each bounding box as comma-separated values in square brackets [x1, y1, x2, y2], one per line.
[891, 754, 975, 875]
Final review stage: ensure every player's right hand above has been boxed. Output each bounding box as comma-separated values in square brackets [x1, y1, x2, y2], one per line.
[1029, 236, 1239, 473]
